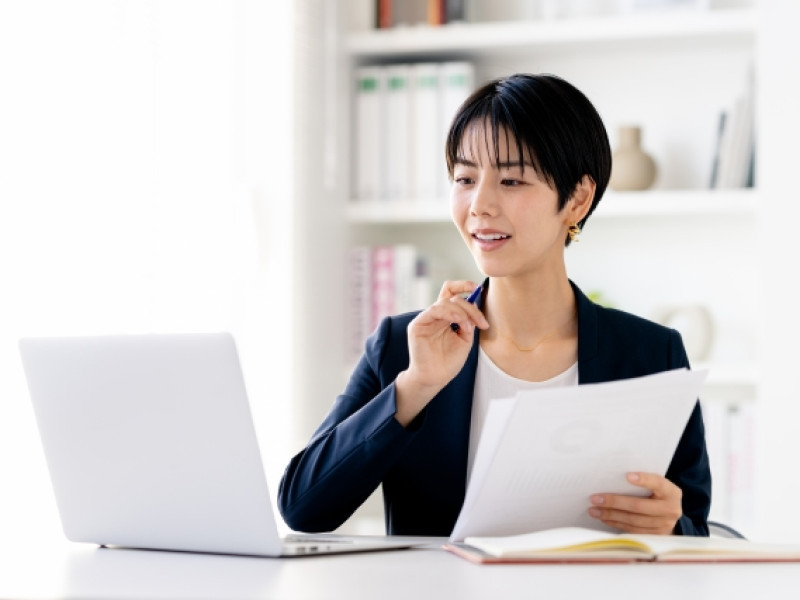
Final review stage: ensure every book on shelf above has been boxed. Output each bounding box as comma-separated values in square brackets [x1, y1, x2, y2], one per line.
[347, 246, 373, 364]
[353, 61, 474, 204]
[384, 64, 413, 199]
[375, 0, 392, 28]
[701, 399, 756, 534]
[371, 244, 427, 329]
[728, 402, 756, 534]
[708, 112, 726, 189]
[445, 526, 800, 564]
[354, 66, 386, 200]
[701, 399, 730, 525]
[444, 0, 466, 23]
[438, 61, 474, 196]
[711, 67, 755, 189]
[370, 245, 396, 331]
[375, 0, 466, 28]
[347, 244, 432, 363]
[376, 0, 427, 28]
[426, 0, 443, 25]
[411, 62, 442, 200]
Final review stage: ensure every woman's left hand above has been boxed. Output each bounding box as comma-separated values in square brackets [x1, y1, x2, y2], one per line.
[588, 472, 682, 535]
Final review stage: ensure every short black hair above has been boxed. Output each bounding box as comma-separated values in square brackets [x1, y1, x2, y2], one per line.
[445, 73, 611, 243]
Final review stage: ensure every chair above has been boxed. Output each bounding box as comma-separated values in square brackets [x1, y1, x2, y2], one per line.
[708, 520, 746, 539]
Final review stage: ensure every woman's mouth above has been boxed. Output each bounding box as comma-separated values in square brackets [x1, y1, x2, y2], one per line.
[472, 231, 511, 250]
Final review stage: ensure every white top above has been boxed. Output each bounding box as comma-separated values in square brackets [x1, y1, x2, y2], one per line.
[466, 347, 578, 482]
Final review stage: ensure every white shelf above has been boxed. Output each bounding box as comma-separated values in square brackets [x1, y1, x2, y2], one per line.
[346, 9, 755, 58]
[347, 189, 758, 224]
[596, 189, 758, 218]
[347, 199, 450, 223]
[698, 362, 761, 389]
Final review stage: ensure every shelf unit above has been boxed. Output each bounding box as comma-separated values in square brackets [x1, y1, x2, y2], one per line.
[292, 0, 800, 538]
[342, 5, 761, 379]
[345, 8, 755, 56]
[347, 189, 759, 223]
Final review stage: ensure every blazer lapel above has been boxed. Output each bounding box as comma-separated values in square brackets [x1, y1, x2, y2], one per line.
[571, 280, 604, 384]
[439, 280, 486, 501]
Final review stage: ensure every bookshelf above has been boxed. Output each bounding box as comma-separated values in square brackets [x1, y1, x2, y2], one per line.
[291, 0, 800, 539]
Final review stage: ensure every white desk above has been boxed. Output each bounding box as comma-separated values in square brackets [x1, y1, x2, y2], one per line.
[3, 538, 800, 600]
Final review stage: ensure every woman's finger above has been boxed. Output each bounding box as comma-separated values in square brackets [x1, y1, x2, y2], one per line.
[449, 294, 490, 330]
[437, 280, 479, 301]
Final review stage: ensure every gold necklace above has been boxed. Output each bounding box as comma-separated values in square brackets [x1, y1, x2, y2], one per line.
[497, 310, 577, 353]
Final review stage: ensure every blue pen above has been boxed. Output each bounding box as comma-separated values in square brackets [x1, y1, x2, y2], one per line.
[450, 285, 483, 332]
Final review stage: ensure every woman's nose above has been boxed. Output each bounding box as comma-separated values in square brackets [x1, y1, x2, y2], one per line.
[470, 180, 497, 216]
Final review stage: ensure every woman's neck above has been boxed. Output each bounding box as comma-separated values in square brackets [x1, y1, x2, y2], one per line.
[484, 273, 576, 338]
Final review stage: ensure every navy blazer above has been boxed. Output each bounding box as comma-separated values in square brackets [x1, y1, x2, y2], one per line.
[278, 280, 711, 537]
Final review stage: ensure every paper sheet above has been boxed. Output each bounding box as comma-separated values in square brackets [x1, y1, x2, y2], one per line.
[450, 368, 708, 541]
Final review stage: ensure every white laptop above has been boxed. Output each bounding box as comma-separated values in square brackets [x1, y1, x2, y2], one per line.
[18, 332, 415, 557]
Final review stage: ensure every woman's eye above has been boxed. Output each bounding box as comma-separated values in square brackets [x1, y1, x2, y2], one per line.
[501, 178, 521, 187]
[455, 176, 474, 185]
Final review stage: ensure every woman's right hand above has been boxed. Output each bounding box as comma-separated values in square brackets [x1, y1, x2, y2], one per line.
[394, 280, 490, 427]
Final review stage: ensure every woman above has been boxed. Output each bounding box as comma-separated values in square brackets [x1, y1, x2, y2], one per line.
[278, 73, 710, 537]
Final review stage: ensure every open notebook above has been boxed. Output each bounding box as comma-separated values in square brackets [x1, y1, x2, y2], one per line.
[446, 527, 800, 564]
[18, 333, 414, 557]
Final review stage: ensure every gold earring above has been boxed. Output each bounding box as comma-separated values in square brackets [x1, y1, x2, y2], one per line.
[568, 224, 581, 242]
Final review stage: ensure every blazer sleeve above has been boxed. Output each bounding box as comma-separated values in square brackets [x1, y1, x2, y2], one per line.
[277, 316, 416, 533]
[664, 328, 712, 536]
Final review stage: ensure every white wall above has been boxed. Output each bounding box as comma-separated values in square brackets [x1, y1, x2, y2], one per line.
[0, 0, 295, 546]
[753, 0, 800, 542]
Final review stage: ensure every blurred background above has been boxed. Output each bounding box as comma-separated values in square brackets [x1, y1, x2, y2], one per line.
[1, 0, 799, 548]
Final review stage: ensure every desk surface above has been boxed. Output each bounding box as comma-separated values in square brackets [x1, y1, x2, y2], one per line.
[3, 538, 800, 600]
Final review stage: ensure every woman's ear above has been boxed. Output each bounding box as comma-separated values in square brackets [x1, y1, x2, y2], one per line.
[566, 175, 596, 224]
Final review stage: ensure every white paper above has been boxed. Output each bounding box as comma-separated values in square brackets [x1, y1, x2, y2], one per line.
[450, 368, 708, 541]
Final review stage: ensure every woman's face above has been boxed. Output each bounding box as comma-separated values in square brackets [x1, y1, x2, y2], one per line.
[450, 122, 570, 279]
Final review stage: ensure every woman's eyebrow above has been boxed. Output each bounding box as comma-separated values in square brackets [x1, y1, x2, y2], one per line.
[454, 158, 536, 169]
[496, 160, 535, 169]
